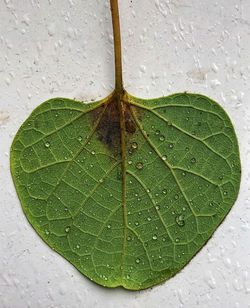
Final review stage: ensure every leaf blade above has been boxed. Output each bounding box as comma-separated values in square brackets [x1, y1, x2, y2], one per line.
[11, 92, 241, 290]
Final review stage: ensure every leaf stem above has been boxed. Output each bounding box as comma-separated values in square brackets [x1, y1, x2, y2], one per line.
[110, 0, 123, 96]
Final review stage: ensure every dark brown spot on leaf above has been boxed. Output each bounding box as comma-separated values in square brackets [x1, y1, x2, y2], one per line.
[95, 97, 136, 154]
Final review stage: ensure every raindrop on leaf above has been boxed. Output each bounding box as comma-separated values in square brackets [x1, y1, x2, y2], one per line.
[136, 162, 144, 170]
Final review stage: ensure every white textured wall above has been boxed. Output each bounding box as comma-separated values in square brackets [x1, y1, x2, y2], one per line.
[1, 0, 250, 307]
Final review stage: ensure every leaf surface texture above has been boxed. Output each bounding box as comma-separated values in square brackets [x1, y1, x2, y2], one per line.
[11, 93, 241, 290]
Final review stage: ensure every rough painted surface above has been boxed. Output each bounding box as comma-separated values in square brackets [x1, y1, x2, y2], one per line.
[0, 0, 250, 306]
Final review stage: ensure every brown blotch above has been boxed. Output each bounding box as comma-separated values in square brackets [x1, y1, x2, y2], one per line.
[94, 97, 137, 154]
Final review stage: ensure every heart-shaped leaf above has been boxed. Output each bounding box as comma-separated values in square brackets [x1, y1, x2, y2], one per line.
[11, 91, 240, 290]
[10, 0, 241, 290]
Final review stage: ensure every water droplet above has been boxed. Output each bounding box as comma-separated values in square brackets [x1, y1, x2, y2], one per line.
[162, 189, 167, 194]
[147, 217, 152, 222]
[65, 226, 70, 233]
[135, 258, 140, 264]
[127, 236, 132, 241]
[44, 141, 50, 148]
[190, 157, 196, 164]
[76, 244, 80, 249]
[175, 215, 185, 227]
[128, 160, 132, 165]
[174, 194, 179, 200]
[131, 142, 138, 149]
[152, 235, 158, 240]
[182, 171, 186, 176]
[169, 143, 174, 149]
[45, 230, 50, 235]
[78, 136, 83, 142]
[162, 155, 167, 161]
[107, 224, 111, 229]
[223, 191, 228, 196]
[135, 221, 139, 226]
[175, 238, 180, 243]
[159, 135, 165, 141]
[156, 205, 160, 210]
[155, 130, 160, 135]
[91, 150, 95, 155]
[136, 162, 144, 170]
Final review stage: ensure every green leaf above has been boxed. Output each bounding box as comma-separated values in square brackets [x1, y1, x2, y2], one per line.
[10, 91, 241, 290]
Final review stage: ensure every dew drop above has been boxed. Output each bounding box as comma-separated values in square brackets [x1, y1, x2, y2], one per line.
[190, 157, 196, 164]
[78, 136, 83, 142]
[127, 236, 132, 241]
[152, 235, 158, 240]
[45, 230, 50, 235]
[155, 130, 160, 135]
[159, 135, 165, 141]
[136, 162, 144, 170]
[91, 150, 95, 155]
[135, 221, 139, 226]
[162, 155, 167, 161]
[175, 215, 185, 227]
[44, 141, 50, 148]
[65, 226, 70, 233]
[162, 189, 167, 194]
[107, 224, 111, 229]
[131, 142, 138, 149]
[174, 194, 179, 200]
[147, 217, 152, 222]
[128, 160, 132, 165]
[169, 143, 174, 149]
[135, 258, 140, 264]
[175, 238, 180, 243]
[156, 205, 160, 210]
[76, 244, 80, 249]
[223, 191, 228, 196]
